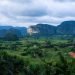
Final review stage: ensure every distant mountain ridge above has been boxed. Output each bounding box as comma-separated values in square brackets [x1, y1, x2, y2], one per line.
[27, 21, 75, 37]
[0, 26, 27, 38]
[27, 24, 56, 37]
[57, 21, 75, 35]
[0, 21, 75, 38]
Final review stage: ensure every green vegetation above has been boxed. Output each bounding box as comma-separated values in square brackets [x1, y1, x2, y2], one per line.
[0, 38, 75, 75]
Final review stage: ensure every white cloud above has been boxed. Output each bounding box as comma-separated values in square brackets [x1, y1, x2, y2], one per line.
[0, 0, 75, 27]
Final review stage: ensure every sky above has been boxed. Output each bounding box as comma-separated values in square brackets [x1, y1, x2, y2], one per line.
[0, 0, 75, 27]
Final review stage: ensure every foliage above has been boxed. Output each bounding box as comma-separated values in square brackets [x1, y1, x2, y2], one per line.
[0, 39, 75, 75]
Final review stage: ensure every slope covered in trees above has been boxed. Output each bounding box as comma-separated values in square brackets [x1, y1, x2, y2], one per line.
[27, 21, 75, 37]
[0, 39, 75, 75]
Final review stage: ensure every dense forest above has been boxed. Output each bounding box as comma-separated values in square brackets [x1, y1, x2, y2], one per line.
[0, 38, 75, 75]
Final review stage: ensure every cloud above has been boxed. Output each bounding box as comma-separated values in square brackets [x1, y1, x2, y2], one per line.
[0, 0, 75, 27]
[54, 0, 75, 2]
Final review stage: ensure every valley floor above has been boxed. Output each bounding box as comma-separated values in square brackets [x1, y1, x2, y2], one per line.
[0, 39, 75, 75]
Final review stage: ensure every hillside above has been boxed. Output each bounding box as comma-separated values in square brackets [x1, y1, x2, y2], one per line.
[27, 24, 56, 37]
[27, 21, 75, 37]
[57, 21, 75, 35]
[0, 26, 27, 38]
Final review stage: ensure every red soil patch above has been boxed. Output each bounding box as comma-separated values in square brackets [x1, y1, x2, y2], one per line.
[69, 52, 75, 58]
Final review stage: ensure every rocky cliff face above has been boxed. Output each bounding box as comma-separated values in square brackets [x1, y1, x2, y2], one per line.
[27, 24, 56, 37]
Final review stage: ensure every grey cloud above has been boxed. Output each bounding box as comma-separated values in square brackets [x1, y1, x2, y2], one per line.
[55, 0, 75, 2]
[0, 0, 47, 17]
[8, 0, 32, 3]
[18, 8, 47, 17]
[0, 0, 75, 27]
